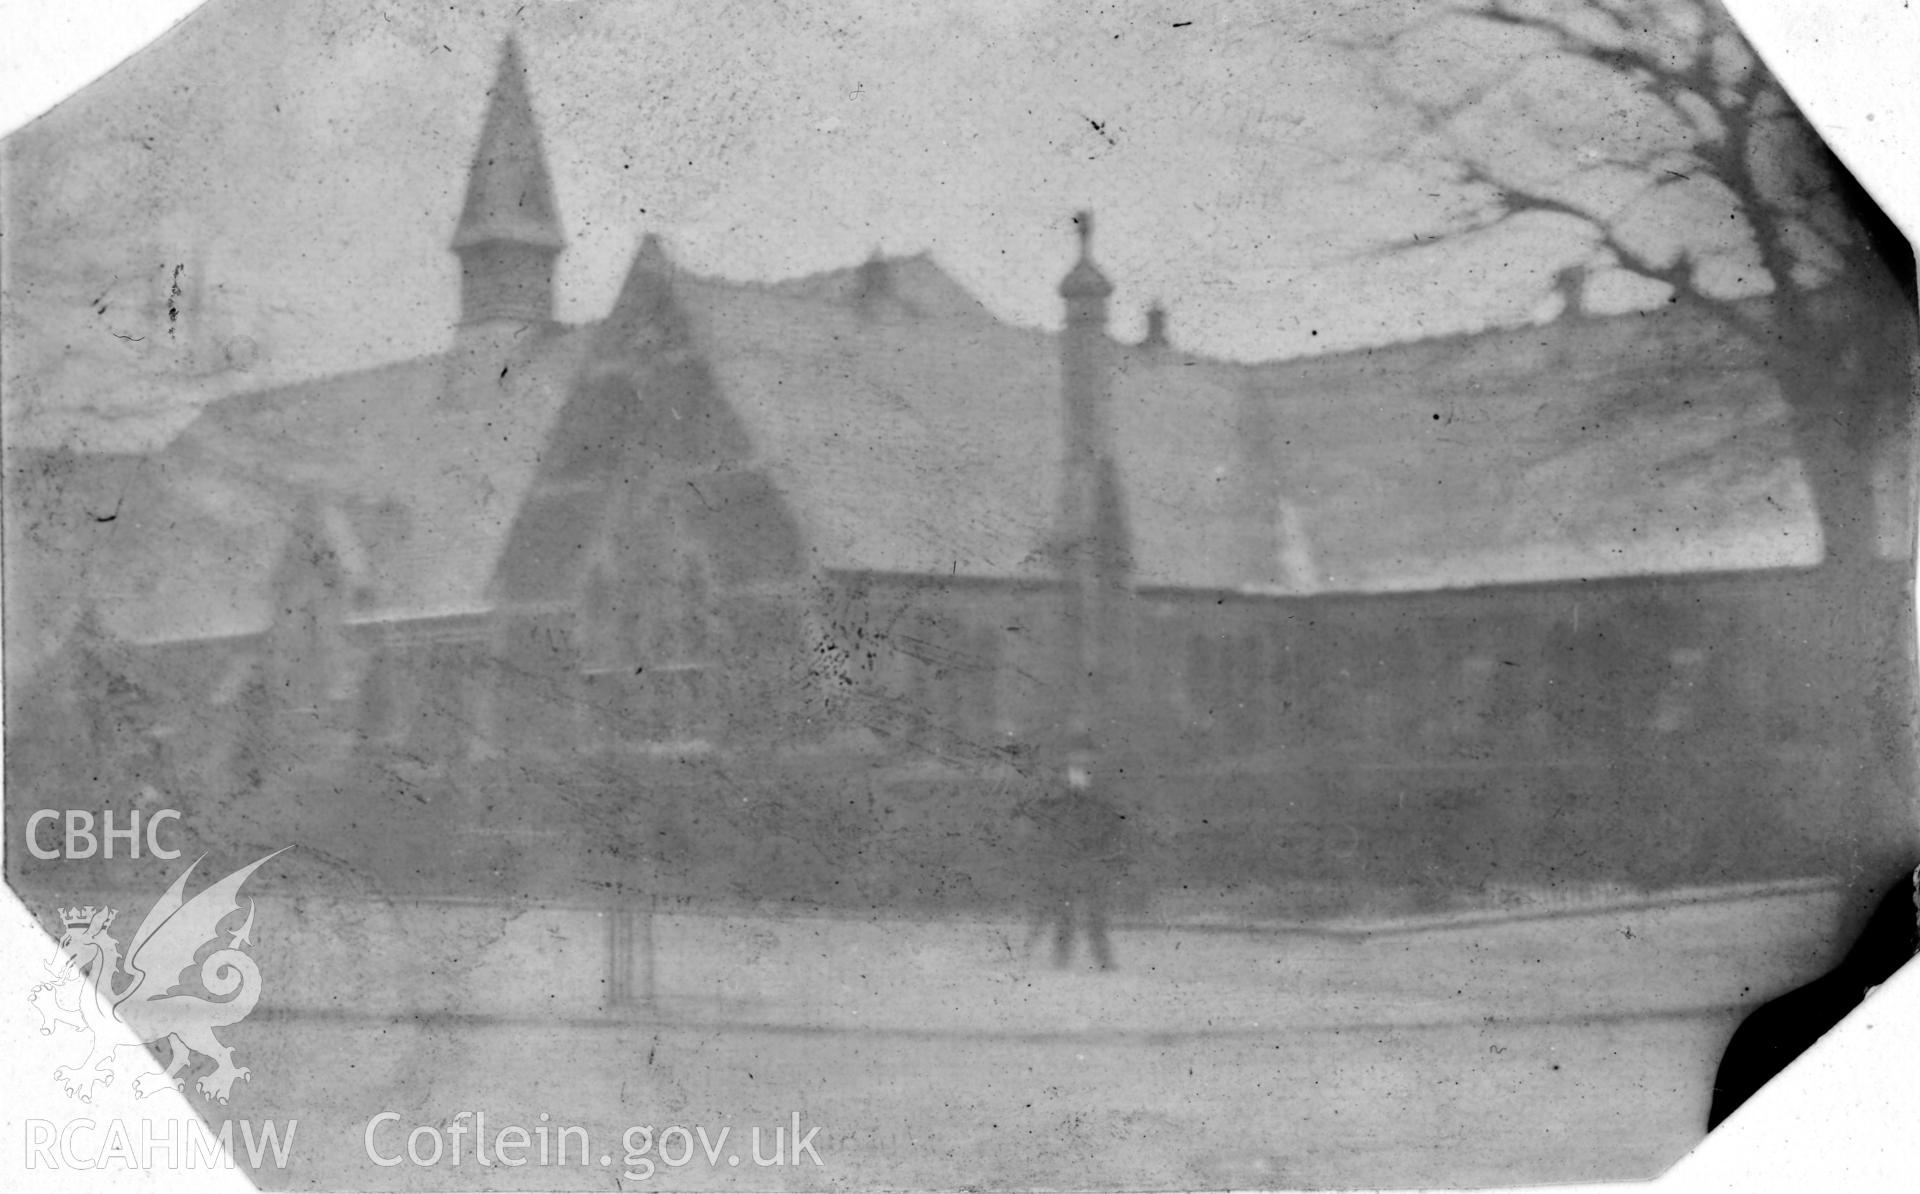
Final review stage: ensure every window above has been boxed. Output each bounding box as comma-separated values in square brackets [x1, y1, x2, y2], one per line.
[972, 626, 1005, 738]
[1242, 632, 1274, 744]
[626, 549, 720, 746]
[579, 566, 621, 672]
[1186, 632, 1219, 717]
[675, 554, 714, 660]
[404, 643, 471, 761]
[1452, 655, 1497, 745]
[359, 646, 398, 744]
[1651, 647, 1708, 735]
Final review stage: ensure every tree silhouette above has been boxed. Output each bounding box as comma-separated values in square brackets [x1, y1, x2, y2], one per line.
[1358, 0, 1914, 572]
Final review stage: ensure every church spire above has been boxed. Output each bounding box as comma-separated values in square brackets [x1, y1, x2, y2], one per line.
[453, 36, 564, 327]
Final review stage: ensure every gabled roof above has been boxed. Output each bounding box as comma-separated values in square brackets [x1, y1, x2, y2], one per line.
[653, 259, 1819, 595]
[765, 253, 1000, 325]
[670, 266, 1066, 581]
[1231, 302, 1819, 592]
[44, 249, 1823, 658]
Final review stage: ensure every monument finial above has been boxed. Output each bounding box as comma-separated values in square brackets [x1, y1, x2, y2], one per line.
[1059, 209, 1112, 302]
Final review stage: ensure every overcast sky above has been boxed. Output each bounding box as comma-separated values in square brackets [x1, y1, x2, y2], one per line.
[1, 0, 1914, 452]
[3, 0, 1914, 199]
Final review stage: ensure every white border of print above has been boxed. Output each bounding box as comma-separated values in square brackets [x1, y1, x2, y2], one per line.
[0, 1, 1915, 1191]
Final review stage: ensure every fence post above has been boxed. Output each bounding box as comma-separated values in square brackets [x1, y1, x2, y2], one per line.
[606, 902, 632, 1012]
[638, 893, 656, 1010]
[605, 896, 657, 1015]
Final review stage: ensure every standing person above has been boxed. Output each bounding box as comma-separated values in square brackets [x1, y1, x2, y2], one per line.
[1020, 745, 1127, 970]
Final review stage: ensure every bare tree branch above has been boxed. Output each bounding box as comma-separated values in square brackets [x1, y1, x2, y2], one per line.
[1350, 0, 1913, 565]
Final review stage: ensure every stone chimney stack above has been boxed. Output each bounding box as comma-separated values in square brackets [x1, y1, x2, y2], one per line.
[1052, 211, 1133, 752]
[451, 37, 564, 332]
[1141, 303, 1169, 351]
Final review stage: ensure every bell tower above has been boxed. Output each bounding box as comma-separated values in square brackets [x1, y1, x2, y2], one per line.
[452, 37, 564, 329]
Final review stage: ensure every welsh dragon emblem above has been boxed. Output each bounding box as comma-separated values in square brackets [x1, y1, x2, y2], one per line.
[28, 849, 287, 1104]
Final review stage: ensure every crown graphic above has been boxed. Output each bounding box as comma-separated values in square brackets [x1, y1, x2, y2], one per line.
[60, 906, 114, 929]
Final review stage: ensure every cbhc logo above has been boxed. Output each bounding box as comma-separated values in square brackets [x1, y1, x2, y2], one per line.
[25, 809, 183, 860]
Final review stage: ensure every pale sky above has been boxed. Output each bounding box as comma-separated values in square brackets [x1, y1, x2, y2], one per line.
[0, 0, 1915, 452]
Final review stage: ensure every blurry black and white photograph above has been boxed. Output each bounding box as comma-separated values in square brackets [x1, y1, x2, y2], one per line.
[2, 0, 1917, 1188]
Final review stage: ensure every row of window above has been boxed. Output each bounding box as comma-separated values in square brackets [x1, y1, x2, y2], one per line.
[238, 580, 1829, 763]
[1179, 630, 1729, 753]
[870, 617, 1760, 758]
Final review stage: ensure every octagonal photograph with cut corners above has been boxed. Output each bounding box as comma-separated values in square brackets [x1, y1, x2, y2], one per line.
[2, 0, 1914, 1188]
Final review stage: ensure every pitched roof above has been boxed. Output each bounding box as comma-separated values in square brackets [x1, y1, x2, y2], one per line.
[671, 266, 1065, 581]
[87, 327, 595, 644]
[661, 260, 1819, 594]
[2, 448, 159, 683]
[49, 250, 1823, 657]
[1233, 303, 1820, 592]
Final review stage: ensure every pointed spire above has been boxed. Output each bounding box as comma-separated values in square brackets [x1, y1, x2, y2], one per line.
[452, 37, 564, 328]
[454, 37, 564, 253]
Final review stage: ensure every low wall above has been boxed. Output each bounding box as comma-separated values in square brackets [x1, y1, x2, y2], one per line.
[201, 882, 1855, 1035]
[10, 742, 1911, 921]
